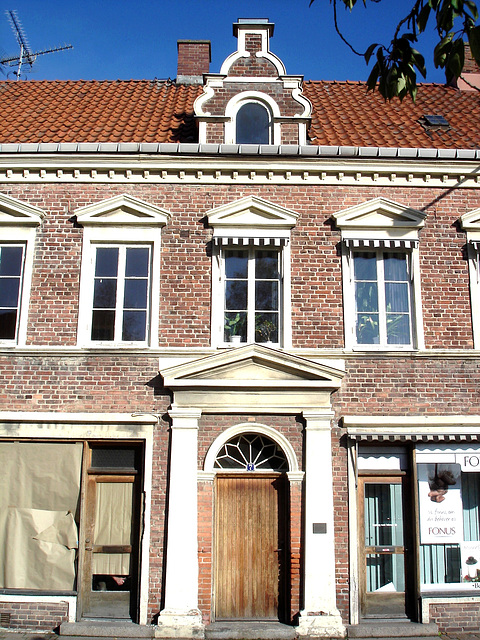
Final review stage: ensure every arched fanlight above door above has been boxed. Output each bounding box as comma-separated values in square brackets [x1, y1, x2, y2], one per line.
[214, 432, 288, 472]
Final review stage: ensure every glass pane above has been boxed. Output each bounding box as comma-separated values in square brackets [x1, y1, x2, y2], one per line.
[91, 310, 115, 340]
[236, 103, 270, 144]
[0, 246, 23, 276]
[122, 310, 147, 341]
[384, 253, 408, 281]
[354, 252, 377, 280]
[0, 278, 20, 307]
[356, 282, 378, 313]
[255, 281, 278, 311]
[356, 313, 380, 344]
[225, 280, 247, 310]
[95, 248, 119, 277]
[255, 312, 279, 343]
[214, 433, 288, 471]
[125, 247, 149, 277]
[255, 251, 279, 279]
[225, 251, 248, 278]
[224, 311, 247, 342]
[91, 447, 137, 469]
[365, 483, 404, 546]
[385, 282, 409, 313]
[420, 544, 461, 584]
[93, 279, 117, 308]
[124, 280, 148, 309]
[0, 309, 17, 340]
[387, 314, 410, 344]
[366, 553, 405, 592]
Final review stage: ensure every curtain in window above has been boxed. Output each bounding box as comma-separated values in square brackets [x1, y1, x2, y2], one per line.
[0, 442, 83, 589]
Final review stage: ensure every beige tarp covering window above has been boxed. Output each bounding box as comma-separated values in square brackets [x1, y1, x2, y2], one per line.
[0, 442, 82, 590]
[93, 482, 132, 576]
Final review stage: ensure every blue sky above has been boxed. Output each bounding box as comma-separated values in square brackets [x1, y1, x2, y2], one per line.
[0, 0, 449, 84]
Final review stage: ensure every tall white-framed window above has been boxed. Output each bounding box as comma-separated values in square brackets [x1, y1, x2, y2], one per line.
[460, 209, 480, 348]
[0, 193, 44, 346]
[75, 194, 170, 348]
[222, 244, 283, 345]
[351, 248, 414, 347]
[333, 197, 426, 351]
[207, 196, 298, 349]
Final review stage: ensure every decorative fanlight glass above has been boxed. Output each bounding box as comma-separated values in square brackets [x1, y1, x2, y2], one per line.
[214, 433, 288, 472]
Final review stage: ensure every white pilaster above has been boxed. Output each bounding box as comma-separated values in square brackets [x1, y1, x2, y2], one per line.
[297, 411, 345, 638]
[157, 408, 204, 639]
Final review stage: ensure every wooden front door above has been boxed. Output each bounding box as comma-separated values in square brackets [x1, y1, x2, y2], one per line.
[79, 445, 143, 621]
[359, 476, 409, 619]
[214, 474, 288, 621]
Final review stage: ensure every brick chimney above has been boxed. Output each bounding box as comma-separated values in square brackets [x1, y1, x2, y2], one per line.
[458, 45, 480, 90]
[177, 40, 211, 84]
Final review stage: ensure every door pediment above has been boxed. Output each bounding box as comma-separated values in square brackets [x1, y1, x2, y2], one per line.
[160, 345, 345, 413]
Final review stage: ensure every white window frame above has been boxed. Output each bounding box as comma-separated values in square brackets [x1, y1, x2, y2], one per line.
[217, 243, 286, 347]
[0, 194, 44, 346]
[76, 195, 170, 348]
[460, 208, 480, 348]
[207, 196, 298, 349]
[333, 197, 426, 351]
[347, 246, 416, 350]
[224, 92, 280, 145]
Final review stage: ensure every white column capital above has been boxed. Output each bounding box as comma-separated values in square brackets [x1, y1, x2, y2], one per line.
[168, 408, 202, 426]
[302, 411, 334, 430]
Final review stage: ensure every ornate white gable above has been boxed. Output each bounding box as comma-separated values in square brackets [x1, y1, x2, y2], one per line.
[0, 192, 44, 226]
[75, 194, 170, 226]
[160, 344, 344, 413]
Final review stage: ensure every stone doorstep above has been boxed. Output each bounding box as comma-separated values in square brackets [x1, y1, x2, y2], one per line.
[346, 622, 439, 638]
[205, 621, 296, 640]
[59, 621, 154, 638]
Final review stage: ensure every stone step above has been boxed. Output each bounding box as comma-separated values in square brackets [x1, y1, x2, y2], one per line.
[347, 622, 439, 638]
[59, 621, 154, 638]
[205, 621, 296, 640]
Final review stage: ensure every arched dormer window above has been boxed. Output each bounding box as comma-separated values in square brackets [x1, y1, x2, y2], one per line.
[235, 101, 270, 144]
[224, 92, 280, 145]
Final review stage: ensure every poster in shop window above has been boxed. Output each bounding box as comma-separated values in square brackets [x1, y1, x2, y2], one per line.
[418, 463, 463, 544]
[461, 541, 480, 584]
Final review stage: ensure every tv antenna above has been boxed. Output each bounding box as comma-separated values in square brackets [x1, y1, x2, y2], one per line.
[1, 10, 73, 80]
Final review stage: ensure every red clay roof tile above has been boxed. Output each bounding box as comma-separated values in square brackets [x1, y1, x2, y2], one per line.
[0, 78, 479, 149]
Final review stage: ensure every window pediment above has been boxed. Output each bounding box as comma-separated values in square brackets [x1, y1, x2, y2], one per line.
[161, 344, 345, 388]
[0, 193, 44, 226]
[75, 194, 170, 227]
[460, 208, 480, 242]
[333, 197, 426, 240]
[207, 195, 298, 235]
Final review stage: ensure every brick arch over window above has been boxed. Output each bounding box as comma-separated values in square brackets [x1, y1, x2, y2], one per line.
[204, 423, 299, 473]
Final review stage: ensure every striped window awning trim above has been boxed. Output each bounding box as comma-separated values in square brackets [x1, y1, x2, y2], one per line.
[349, 432, 480, 443]
[213, 237, 288, 247]
[344, 238, 418, 249]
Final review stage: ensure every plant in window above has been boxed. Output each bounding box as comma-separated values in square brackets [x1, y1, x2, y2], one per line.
[224, 312, 246, 343]
[255, 315, 277, 343]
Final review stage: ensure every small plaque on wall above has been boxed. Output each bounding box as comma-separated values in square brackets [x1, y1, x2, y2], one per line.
[313, 523, 327, 534]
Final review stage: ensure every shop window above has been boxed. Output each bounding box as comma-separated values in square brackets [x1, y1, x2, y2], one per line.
[417, 446, 480, 591]
[353, 250, 413, 347]
[235, 102, 270, 144]
[0, 442, 83, 590]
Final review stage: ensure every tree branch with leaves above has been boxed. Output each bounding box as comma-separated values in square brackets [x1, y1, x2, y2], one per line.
[310, 0, 480, 100]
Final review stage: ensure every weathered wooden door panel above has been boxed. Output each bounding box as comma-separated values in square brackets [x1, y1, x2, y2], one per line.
[215, 474, 285, 620]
